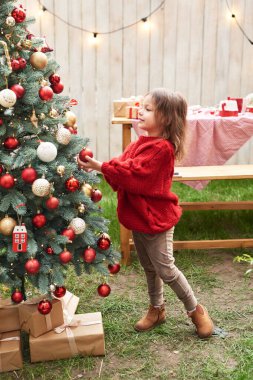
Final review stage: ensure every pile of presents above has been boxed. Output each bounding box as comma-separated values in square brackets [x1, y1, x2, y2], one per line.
[0, 291, 105, 373]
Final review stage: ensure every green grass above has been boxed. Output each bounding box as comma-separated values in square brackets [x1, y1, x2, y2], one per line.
[2, 178, 253, 379]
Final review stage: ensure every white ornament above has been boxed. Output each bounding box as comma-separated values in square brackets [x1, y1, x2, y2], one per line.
[49, 284, 56, 292]
[0, 89, 17, 108]
[6, 16, 15, 26]
[32, 178, 51, 197]
[69, 217, 86, 234]
[56, 126, 71, 145]
[37, 142, 57, 162]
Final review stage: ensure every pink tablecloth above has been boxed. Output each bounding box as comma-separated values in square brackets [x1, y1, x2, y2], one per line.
[132, 113, 253, 190]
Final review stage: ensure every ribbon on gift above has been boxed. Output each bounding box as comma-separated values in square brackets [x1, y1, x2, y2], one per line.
[52, 290, 79, 324]
[0, 336, 20, 372]
[54, 318, 102, 357]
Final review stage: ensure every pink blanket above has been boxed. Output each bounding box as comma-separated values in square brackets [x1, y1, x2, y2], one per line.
[132, 113, 253, 190]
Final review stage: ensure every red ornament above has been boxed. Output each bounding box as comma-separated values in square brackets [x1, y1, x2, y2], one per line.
[61, 227, 76, 241]
[26, 33, 35, 40]
[25, 258, 40, 274]
[3, 136, 20, 150]
[0, 165, 4, 174]
[18, 57, 27, 69]
[21, 167, 37, 183]
[11, 289, 24, 303]
[46, 196, 59, 210]
[65, 176, 80, 192]
[97, 233, 111, 250]
[32, 213, 46, 228]
[0, 173, 15, 189]
[108, 263, 121, 274]
[38, 299, 52, 315]
[79, 147, 93, 163]
[59, 249, 73, 264]
[10, 84, 25, 99]
[49, 74, 61, 85]
[45, 246, 54, 255]
[91, 188, 102, 203]
[11, 59, 20, 71]
[97, 283, 111, 297]
[39, 86, 54, 101]
[0, 118, 3, 126]
[82, 247, 96, 263]
[68, 126, 77, 134]
[11, 6, 26, 23]
[51, 82, 64, 94]
[53, 285, 66, 298]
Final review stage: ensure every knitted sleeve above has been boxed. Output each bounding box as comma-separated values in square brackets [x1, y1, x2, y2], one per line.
[101, 143, 173, 195]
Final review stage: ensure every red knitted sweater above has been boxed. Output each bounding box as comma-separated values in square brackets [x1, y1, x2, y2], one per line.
[101, 135, 182, 233]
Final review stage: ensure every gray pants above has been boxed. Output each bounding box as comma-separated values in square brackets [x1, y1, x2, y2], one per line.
[132, 228, 198, 311]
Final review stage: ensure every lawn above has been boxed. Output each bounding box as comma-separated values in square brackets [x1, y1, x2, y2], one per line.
[1, 178, 253, 380]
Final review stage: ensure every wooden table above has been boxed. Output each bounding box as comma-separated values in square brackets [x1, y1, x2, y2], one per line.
[112, 118, 253, 265]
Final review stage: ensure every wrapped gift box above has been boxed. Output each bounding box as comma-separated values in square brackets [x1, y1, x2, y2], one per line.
[53, 290, 79, 323]
[19, 298, 64, 338]
[0, 299, 20, 333]
[0, 330, 23, 373]
[113, 99, 136, 117]
[29, 312, 105, 362]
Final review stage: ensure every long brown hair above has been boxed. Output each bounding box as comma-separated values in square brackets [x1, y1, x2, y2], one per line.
[147, 88, 187, 160]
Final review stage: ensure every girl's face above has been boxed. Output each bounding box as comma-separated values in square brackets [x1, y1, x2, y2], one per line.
[138, 95, 162, 137]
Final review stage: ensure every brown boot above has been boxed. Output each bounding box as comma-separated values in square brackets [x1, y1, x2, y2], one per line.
[187, 304, 214, 338]
[134, 304, 166, 332]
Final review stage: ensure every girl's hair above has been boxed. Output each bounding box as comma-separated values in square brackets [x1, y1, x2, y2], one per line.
[148, 88, 187, 160]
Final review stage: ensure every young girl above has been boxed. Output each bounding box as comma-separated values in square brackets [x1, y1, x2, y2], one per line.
[78, 88, 214, 338]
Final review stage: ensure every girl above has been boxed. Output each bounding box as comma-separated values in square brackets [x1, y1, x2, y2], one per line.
[78, 88, 214, 338]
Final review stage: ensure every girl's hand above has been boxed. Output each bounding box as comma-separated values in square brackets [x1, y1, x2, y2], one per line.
[77, 155, 102, 173]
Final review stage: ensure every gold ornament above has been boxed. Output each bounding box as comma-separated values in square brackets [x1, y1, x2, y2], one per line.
[81, 183, 92, 197]
[39, 113, 46, 120]
[21, 40, 32, 49]
[0, 216, 17, 236]
[56, 127, 71, 145]
[41, 79, 48, 86]
[64, 111, 77, 127]
[77, 203, 86, 214]
[49, 108, 58, 118]
[30, 109, 38, 128]
[56, 165, 65, 176]
[30, 52, 48, 70]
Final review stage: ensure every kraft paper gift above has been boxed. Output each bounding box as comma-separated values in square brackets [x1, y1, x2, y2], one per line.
[29, 312, 105, 362]
[0, 299, 20, 333]
[113, 99, 136, 117]
[0, 330, 23, 373]
[52, 290, 79, 323]
[19, 298, 64, 338]
[125, 106, 139, 119]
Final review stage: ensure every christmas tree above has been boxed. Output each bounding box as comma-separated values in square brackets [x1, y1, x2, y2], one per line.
[0, 0, 120, 308]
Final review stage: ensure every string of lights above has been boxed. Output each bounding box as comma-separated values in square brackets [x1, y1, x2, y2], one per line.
[225, 0, 253, 45]
[38, 0, 166, 37]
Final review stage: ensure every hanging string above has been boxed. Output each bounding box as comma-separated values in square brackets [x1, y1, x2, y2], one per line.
[225, 0, 253, 45]
[38, 0, 166, 35]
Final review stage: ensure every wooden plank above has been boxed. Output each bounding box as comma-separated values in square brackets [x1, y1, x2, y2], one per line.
[96, 0, 110, 162]
[173, 165, 253, 180]
[129, 239, 253, 251]
[173, 239, 253, 250]
[108, 0, 123, 159]
[180, 201, 253, 211]
[187, 0, 205, 105]
[163, 0, 177, 90]
[150, 0, 164, 88]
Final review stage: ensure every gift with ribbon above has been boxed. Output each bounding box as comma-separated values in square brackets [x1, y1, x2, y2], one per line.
[0, 331, 23, 373]
[29, 312, 105, 362]
[52, 290, 79, 324]
[125, 105, 139, 119]
[0, 298, 20, 333]
[19, 297, 64, 338]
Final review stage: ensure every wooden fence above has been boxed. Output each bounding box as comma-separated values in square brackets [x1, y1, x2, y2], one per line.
[23, 0, 253, 162]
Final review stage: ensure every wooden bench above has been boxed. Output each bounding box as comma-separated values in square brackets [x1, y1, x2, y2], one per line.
[120, 164, 253, 265]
